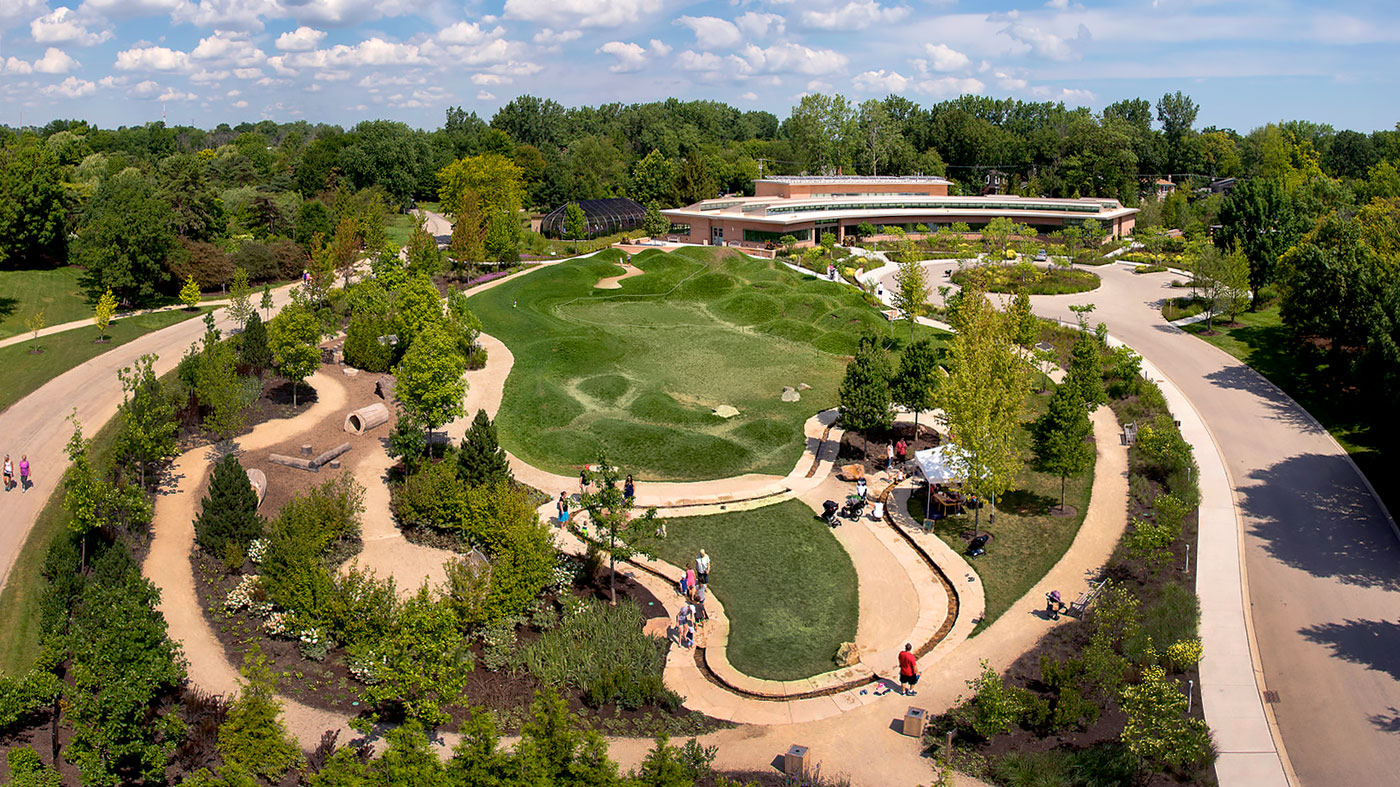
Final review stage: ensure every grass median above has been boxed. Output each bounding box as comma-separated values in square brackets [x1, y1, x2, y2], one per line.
[650, 498, 859, 681]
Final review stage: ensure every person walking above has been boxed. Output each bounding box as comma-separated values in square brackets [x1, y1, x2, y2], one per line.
[694, 582, 708, 623]
[677, 604, 694, 649]
[696, 549, 711, 585]
[2, 454, 12, 492]
[886, 442, 895, 471]
[579, 467, 590, 496]
[897, 643, 920, 696]
[685, 566, 698, 600]
[624, 474, 635, 502]
[556, 491, 570, 527]
[18, 455, 29, 492]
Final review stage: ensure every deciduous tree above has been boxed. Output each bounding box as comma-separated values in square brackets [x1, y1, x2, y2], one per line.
[395, 322, 467, 440]
[268, 301, 322, 406]
[838, 333, 893, 433]
[93, 288, 118, 342]
[892, 259, 929, 341]
[580, 455, 659, 605]
[1034, 384, 1094, 510]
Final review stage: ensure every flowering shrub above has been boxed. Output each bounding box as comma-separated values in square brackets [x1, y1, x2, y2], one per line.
[1165, 639, 1204, 671]
[224, 574, 273, 618]
[263, 611, 293, 638]
[247, 538, 269, 565]
[348, 653, 383, 685]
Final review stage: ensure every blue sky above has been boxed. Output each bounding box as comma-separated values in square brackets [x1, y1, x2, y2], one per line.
[1, 0, 1396, 133]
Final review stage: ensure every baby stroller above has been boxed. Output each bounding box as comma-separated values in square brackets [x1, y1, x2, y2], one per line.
[841, 494, 865, 521]
[821, 500, 841, 527]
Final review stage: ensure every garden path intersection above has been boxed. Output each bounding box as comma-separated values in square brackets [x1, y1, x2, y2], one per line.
[2, 249, 1178, 785]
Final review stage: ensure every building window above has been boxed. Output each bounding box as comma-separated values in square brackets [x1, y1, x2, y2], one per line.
[743, 228, 811, 243]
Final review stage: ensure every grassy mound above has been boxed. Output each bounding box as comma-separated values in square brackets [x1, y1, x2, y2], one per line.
[468, 247, 944, 480]
[652, 499, 858, 680]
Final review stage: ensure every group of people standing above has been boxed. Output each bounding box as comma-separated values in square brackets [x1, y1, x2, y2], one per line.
[676, 549, 710, 649]
[2, 454, 30, 492]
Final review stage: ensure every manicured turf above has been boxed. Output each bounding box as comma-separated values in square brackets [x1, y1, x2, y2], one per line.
[650, 498, 859, 681]
[0, 308, 207, 414]
[0, 267, 91, 339]
[907, 390, 1094, 634]
[951, 265, 1100, 295]
[467, 247, 946, 480]
[1183, 305, 1397, 514]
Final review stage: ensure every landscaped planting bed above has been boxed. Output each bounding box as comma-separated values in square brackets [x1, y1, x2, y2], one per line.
[951, 263, 1101, 295]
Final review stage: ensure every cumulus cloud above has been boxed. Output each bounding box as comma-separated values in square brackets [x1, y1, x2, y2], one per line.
[1, 0, 46, 28]
[439, 21, 505, 45]
[505, 0, 663, 29]
[596, 39, 671, 72]
[735, 11, 784, 38]
[233, 99, 249, 107]
[477, 90, 495, 100]
[853, 69, 909, 93]
[41, 75, 97, 97]
[923, 43, 970, 72]
[275, 26, 327, 51]
[800, 0, 907, 31]
[115, 45, 191, 71]
[675, 50, 725, 71]
[171, 0, 278, 30]
[31, 7, 113, 46]
[191, 30, 267, 66]
[1001, 21, 1092, 61]
[2, 57, 35, 75]
[739, 91, 758, 101]
[471, 73, 508, 85]
[79, 0, 181, 17]
[915, 76, 985, 97]
[732, 42, 847, 75]
[676, 16, 742, 48]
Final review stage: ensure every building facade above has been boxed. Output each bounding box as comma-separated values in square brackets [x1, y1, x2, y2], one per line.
[661, 176, 1138, 249]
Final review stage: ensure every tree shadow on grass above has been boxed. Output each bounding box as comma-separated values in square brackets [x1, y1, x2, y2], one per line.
[999, 488, 1057, 516]
[1241, 453, 1400, 591]
[0, 295, 17, 321]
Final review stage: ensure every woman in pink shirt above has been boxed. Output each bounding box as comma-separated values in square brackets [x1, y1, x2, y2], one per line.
[18, 455, 30, 492]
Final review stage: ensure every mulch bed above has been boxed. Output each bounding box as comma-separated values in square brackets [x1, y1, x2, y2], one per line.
[838, 422, 942, 477]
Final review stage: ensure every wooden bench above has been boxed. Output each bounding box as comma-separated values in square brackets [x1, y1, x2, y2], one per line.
[1123, 421, 1138, 446]
[1067, 578, 1108, 618]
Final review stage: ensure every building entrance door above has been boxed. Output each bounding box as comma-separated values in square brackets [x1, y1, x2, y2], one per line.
[711, 226, 723, 246]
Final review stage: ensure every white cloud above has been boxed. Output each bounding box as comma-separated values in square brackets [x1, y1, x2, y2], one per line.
[739, 91, 757, 101]
[676, 16, 742, 48]
[504, 0, 663, 29]
[801, 0, 907, 31]
[735, 11, 784, 38]
[914, 75, 984, 97]
[439, 21, 505, 45]
[233, 99, 249, 107]
[159, 86, 198, 101]
[171, 0, 277, 30]
[597, 39, 670, 72]
[676, 50, 725, 71]
[2, 57, 35, 75]
[115, 45, 191, 71]
[924, 43, 970, 72]
[31, 7, 113, 46]
[79, 0, 181, 17]
[477, 90, 495, 100]
[532, 28, 583, 46]
[471, 73, 508, 85]
[131, 79, 162, 96]
[1000, 21, 1091, 61]
[190, 68, 231, 82]
[275, 26, 326, 51]
[191, 30, 267, 66]
[233, 67, 263, 78]
[1031, 85, 1095, 103]
[41, 76, 97, 97]
[993, 70, 1027, 90]
[1, 0, 46, 28]
[732, 42, 848, 75]
[853, 69, 909, 93]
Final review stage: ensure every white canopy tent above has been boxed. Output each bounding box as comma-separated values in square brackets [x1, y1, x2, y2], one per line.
[913, 444, 970, 484]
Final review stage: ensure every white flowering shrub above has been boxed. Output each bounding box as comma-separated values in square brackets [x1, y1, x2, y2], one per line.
[247, 538, 269, 565]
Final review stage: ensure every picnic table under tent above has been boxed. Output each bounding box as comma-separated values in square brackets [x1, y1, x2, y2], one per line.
[913, 444, 972, 522]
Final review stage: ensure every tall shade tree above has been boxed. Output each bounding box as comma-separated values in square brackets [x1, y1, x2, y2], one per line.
[838, 333, 894, 433]
[395, 321, 468, 441]
[404, 213, 444, 278]
[267, 301, 322, 406]
[437, 153, 526, 219]
[1034, 384, 1094, 511]
[116, 354, 178, 489]
[63, 416, 103, 570]
[891, 339, 939, 440]
[892, 259, 930, 341]
[485, 208, 521, 264]
[1213, 178, 1303, 306]
[74, 168, 177, 305]
[579, 455, 660, 605]
[936, 286, 1030, 532]
[0, 136, 68, 268]
[642, 201, 670, 238]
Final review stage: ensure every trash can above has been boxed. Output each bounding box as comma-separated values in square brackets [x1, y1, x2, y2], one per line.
[784, 745, 809, 776]
[903, 706, 927, 737]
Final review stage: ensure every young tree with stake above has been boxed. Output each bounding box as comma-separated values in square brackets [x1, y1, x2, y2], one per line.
[1034, 384, 1094, 512]
[892, 259, 930, 341]
[267, 301, 322, 406]
[93, 288, 118, 343]
[578, 456, 659, 605]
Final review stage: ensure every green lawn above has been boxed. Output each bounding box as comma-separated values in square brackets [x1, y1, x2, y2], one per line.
[0, 308, 207, 414]
[0, 415, 123, 676]
[1161, 296, 1206, 322]
[467, 246, 947, 480]
[907, 391, 1094, 633]
[650, 499, 858, 680]
[385, 211, 419, 246]
[1183, 305, 1396, 513]
[0, 267, 91, 339]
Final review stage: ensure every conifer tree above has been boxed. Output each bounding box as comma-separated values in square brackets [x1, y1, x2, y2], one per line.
[218, 646, 301, 781]
[458, 408, 513, 487]
[194, 454, 263, 556]
[1034, 384, 1094, 510]
[838, 333, 893, 434]
[891, 339, 938, 439]
[238, 311, 271, 372]
[1065, 331, 1107, 408]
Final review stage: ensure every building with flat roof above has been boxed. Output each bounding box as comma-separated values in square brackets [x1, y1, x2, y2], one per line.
[661, 176, 1138, 249]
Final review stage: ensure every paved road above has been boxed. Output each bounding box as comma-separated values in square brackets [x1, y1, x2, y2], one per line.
[882, 260, 1400, 786]
[0, 283, 304, 598]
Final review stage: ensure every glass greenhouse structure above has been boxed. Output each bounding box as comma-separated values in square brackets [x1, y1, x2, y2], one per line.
[540, 198, 647, 239]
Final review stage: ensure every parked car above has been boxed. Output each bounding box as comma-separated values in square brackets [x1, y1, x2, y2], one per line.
[1034, 249, 1048, 262]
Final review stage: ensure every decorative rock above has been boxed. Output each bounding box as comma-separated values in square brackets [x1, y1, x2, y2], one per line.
[344, 402, 390, 435]
[342, 367, 360, 377]
[834, 641, 860, 667]
[246, 468, 267, 507]
[781, 386, 801, 402]
[797, 382, 812, 391]
[713, 405, 740, 419]
[300, 444, 313, 456]
[375, 375, 395, 400]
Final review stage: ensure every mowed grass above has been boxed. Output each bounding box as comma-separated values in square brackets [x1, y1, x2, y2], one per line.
[907, 390, 1094, 633]
[1183, 304, 1397, 514]
[0, 414, 123, 675]
[0, 308, 206, 414]
[0, 267, 91, 339]
[468, 247, 946, 480]
[651, 499, 858, 680]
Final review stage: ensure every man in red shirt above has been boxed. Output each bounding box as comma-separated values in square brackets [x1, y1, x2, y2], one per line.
[898, 643, 919, 695]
